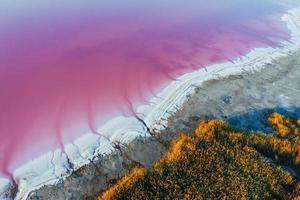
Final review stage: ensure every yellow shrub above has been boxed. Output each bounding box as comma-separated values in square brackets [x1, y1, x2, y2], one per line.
[99, 167, 145, 200]
[295, 128, 300, 136]
[194, 119, 224, 140]
[156, 133, 194, 165]
[227, 132, 243, 143]
[277, 124, 290, 137]
[278, 140, 293, 154]
[268, 112, 284, 125]
[296, 154, 300, 165]
[268, 113, 291, 137]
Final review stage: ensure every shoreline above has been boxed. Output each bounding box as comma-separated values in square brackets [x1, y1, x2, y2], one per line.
[27, 49, 300, 200]
[1, 6, 300, 200]
[140, 7, 300, 132]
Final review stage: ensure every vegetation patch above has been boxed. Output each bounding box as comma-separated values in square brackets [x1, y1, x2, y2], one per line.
[98, 113, 300, 200]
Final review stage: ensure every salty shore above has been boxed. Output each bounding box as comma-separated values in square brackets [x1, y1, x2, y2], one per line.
[0, 6, 300, 200]
[26, 47, 300, 200]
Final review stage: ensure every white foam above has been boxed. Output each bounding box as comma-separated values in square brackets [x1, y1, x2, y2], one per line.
[1, 6, 300, 200]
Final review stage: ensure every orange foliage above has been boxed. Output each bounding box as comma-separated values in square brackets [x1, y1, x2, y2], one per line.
[157, 133, 194, 165]
[227, 132, 243, 144]
[98, 167, 145, 200]
[269, 138, 293, 154]
[256, 113, 300, 165]
[295, 128, 300, 136]
[268, 112, 290, 137]
[268, 112, 284, 124]
[294, 141, 300, 165]
[194, 119, 224, 140]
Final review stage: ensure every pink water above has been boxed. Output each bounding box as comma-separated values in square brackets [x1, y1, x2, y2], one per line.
[0, 0, 293, 177]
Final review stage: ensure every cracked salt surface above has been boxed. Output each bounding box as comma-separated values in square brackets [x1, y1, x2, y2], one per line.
[1, 6, 300, 200]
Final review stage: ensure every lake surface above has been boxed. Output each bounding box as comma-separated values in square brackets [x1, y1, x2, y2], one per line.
[0, 0, 294, 177]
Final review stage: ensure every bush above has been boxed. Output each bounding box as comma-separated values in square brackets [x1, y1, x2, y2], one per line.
[98, 113, 300, 200]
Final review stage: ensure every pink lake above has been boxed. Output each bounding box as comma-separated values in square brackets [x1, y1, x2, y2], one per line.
[0, 0, 294, 177]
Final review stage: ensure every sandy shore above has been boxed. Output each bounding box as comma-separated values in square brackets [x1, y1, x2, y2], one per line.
[0, 6, 300, 200]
